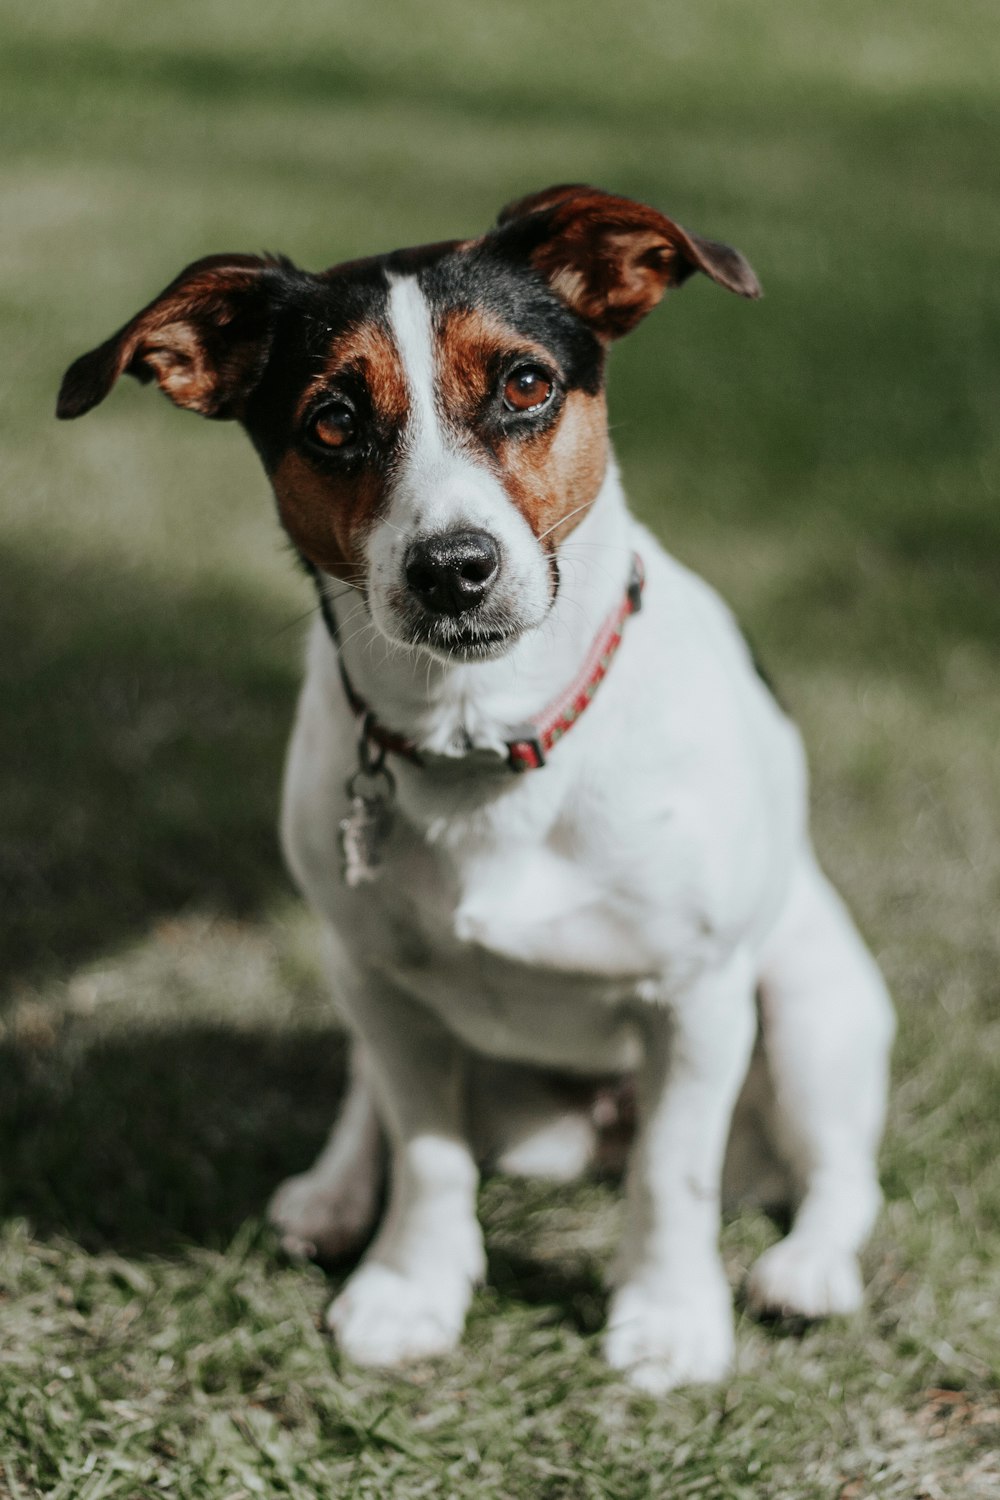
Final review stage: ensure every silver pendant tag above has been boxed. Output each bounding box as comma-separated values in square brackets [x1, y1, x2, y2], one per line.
[339, 716, 396, 887]
[339, 789, 392, 887]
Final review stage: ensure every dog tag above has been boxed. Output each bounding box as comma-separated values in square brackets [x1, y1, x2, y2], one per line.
[339, 790, 392, 886]
[339, 716, 397, 887]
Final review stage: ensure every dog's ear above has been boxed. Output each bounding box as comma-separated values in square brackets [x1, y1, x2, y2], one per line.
[494, 184, 761, 339]
[56, 253, 291, 421]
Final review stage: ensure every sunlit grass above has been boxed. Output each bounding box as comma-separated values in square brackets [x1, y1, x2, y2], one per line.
[1, 1, 998, 1494]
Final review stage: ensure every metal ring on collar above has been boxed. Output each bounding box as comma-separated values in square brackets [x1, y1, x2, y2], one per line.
[346, 763, 396, 803]
[357, 712, 388, 775]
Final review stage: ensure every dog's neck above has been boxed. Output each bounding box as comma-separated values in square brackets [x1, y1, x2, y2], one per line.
[328, 460, 633, 759]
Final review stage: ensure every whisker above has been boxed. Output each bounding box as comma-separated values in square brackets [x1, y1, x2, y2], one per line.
[536, 499, 598, 543]
[337, 618, 380, 655]
[331, 599, 371, 633]
[264, 601, 323, 640]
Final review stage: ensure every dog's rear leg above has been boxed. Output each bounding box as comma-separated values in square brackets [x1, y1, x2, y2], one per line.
[747, 847, 895, 1318]
[470, 1061, 601, 1182]
[268, 1041, 384, 1260]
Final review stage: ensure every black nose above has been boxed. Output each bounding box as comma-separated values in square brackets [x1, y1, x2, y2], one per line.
[404, 529, 501, 617]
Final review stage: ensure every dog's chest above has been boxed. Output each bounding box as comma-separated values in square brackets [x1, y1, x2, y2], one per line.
[355, 776, 733, 1069]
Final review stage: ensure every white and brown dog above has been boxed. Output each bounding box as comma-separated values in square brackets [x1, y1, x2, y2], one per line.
[59, 186, 895, 1392]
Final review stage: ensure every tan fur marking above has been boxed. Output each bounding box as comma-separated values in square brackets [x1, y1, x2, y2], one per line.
[298, 321, 408, 429]
[68, 256, 276, 420]
[497, 388, 608, 547]
[549, 266, 589, 308]
[272, 450, 381, 583]
[434, 307, 607, 546]
[436, 308, 558, 423]
[273, 320, 408, 582]
[140, 321, 219, 412]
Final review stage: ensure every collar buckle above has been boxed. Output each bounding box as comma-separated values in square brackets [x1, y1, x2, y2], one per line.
[507, 727, 547, 773]
[416, 744, 508, 773]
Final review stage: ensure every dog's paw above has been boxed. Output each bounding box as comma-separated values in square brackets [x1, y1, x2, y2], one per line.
[747, 1238, 863, 1320]
[326, 1263, 473, 1367]
[604, 1278, 734, 1393]
[267, 1168, 379, 1261]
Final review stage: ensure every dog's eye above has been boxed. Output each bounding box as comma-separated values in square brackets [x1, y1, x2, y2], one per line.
[502, 366, 553, 413]
[308, 402, 357, 450]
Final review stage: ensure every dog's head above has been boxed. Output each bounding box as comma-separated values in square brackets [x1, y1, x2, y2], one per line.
[58, 186, 759, 662]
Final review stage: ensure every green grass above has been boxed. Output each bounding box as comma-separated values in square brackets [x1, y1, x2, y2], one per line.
[2, 2, 999, 1494]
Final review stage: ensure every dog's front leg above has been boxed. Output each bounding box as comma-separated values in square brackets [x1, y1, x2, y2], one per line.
[605, 953, 757, 1392]
[326, 978, 484, 1368]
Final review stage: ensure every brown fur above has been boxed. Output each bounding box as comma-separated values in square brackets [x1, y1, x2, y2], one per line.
[138, 319, 222, 413]
[434, 307, 551, 422]
[497, 185, 761, 338]
[272, 450, 382, 581]
[277, 321, 410, 578]
[300, 321, 409, 430]
[496, 389, 608, 547]
[434, 307, 608, 544]
[56, 255, 277, 420]
[279, 303, 609, 573]
[56, 187, 758, 604]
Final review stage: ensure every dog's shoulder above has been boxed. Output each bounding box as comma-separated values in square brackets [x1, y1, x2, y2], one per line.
[614, 527, 799, 772]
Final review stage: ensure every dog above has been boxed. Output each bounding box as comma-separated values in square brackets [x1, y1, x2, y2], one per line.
[58, 185, 895, 1392]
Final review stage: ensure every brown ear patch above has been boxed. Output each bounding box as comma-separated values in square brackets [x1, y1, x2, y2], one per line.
[495, 185, 761, 339]
[57, 254, 280, 421]
[496, 182, 593, 227]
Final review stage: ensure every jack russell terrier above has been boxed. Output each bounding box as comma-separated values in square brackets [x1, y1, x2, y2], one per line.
[58, 185, 895, 1392]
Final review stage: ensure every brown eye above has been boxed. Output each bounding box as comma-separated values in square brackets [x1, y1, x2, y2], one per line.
[308, 401, 356, 450]
[503, 366, 553, 413]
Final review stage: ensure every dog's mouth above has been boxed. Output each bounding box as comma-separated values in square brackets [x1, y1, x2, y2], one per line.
[407, 613, 521, 662]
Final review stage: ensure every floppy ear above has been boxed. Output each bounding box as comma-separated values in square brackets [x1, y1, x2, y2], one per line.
[56, 253, 290, 421]
[495, 184, 761, 339]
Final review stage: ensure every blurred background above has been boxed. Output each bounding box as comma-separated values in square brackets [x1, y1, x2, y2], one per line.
[1, 2, 998, 1491]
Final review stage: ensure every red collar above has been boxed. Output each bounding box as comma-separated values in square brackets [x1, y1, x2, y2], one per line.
[327, 553, 644, 774]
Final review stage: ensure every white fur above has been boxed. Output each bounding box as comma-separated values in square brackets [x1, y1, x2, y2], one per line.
[270, 274, 895, 1388]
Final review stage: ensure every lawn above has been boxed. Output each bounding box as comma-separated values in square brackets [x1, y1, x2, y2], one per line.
[1, 2, 998, 1495]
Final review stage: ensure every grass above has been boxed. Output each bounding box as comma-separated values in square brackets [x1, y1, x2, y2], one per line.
[1, 1, 999, 1494]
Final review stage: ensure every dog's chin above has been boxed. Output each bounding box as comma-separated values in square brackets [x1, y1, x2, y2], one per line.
[405, 614, 525, 664]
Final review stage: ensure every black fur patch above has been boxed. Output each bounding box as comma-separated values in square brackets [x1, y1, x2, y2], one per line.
[242, 260, 391, 471]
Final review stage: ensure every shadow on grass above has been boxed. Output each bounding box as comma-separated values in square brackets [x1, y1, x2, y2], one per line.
[0, 1020, 347, 1254]
[3, 1009, 608, 1309]
[487, 1245, 608, 1336]
[0, 544, 303, 994]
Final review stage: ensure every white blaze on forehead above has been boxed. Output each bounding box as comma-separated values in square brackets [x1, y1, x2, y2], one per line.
[386, 273, 445, 460]
[364, 270, 553, 660]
